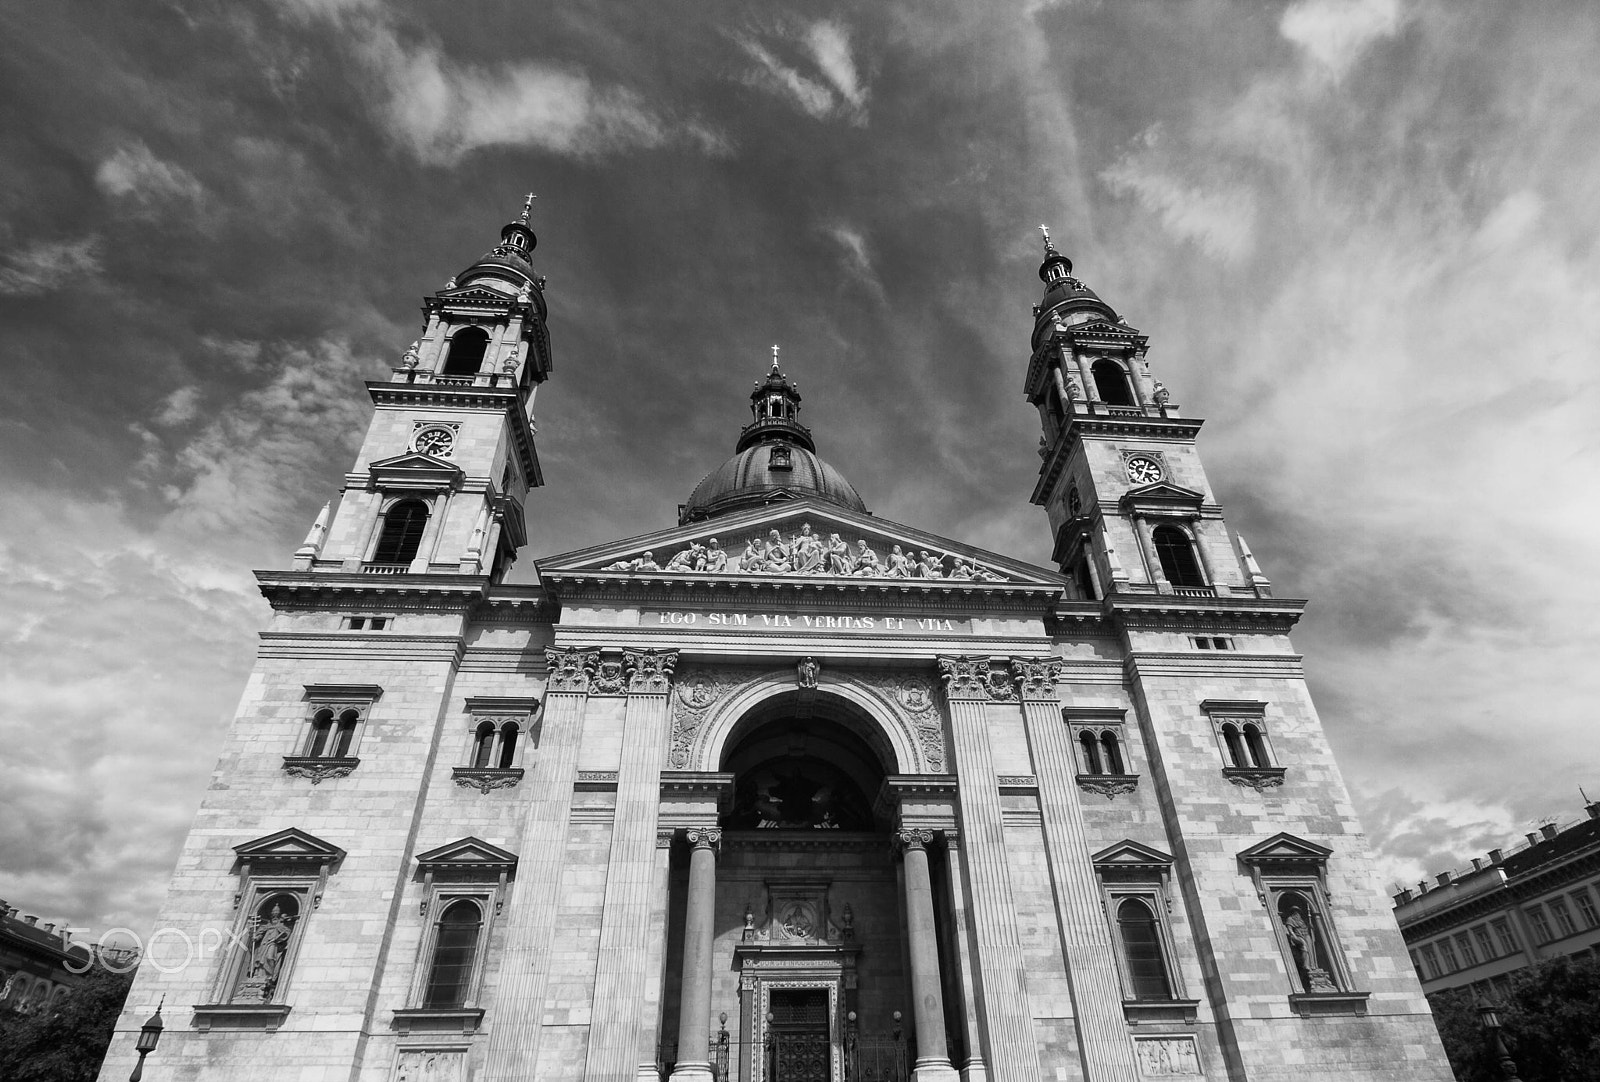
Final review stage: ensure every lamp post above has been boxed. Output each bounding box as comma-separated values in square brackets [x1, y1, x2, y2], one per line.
[1476, 1000, 1523, 1082]
[129, 998, 164, 1082]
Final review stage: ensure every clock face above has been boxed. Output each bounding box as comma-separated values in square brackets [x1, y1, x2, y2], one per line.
[414, 427, 455, 457]
[1124, 455, 1164, 484]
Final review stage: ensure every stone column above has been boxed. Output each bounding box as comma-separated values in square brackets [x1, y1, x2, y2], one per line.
[669, 827, 721, 1082]
[1131, 514, 1166, 590]
[482, 647, 598, 1082]
[1011, 658, 1141, 1082]
[896, 829, 960, 1082]
[586, 650, 679, 1082]
[939, 836, 988, 1082]
[935, 658, 1043, 1082]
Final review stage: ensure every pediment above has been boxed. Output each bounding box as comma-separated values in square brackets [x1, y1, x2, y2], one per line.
[537, 498, 1065, 590]
[415, 836, 518, 876]
[439, 285, 515, 304]
[1237, 832, 1333, 867]
[367, 451, 464, 491]
[234, 827, 346, 868]
[1122, 481, 1205, 503]
[1091, 839, 1174, 869]
[1063, 319, 1142, 337]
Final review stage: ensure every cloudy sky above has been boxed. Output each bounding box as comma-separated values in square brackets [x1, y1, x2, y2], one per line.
[2, 0, 1597, 936]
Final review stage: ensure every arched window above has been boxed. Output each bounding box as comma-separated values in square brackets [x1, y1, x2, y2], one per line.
[1152, 525, 1205, 588]
[441, 328, 489, 376]
[1101, 731, 1126, 775]
[305, 708, 335, 757]
[1220, 723, 1247, 768]
[1116, 898, 1173, 1000]
[372, 500, 429, 566]
[1092, 359, 1135, 406]
[497, 722, 519, 769]
[472, 721, 496, 768]
[331, 709, 360, 758]
[423, 900, 483, 1009]
[1079, 730, 1103, 774]
[1243, 723, 1270, 768]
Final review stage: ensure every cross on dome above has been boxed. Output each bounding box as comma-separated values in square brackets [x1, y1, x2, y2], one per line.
[519, 192, 537, 225]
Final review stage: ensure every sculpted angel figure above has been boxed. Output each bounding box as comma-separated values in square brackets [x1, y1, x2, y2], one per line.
[824, 533, 852, 575]
[703, 538, 727, 572]
[850, 539, 882, 576]
[885, 544, 911, 577]
[762, 529, 793, 573]
[792, 523, 824, 573]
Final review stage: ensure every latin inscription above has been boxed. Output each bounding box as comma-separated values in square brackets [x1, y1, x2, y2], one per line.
[647, 611, 963, 633]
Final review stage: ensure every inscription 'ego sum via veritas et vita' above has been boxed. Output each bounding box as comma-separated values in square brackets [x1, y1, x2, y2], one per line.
[647, 611, 963, 632]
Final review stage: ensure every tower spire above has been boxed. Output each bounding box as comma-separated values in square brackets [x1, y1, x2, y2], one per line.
[519, 192, 536, 225]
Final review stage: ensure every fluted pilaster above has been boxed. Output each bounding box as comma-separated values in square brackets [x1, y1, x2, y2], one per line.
[586, 650, 679, 1082]
[482, 646, 598, 1081]
[1011, 657, 1140, 1082]
[936, 657, 1042, 1082]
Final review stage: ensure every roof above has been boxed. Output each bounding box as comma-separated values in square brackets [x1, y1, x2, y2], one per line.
[682, 442, 867, 523]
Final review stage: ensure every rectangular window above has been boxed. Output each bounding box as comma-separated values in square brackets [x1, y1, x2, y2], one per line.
[1492, 918, 1518, 955]
[1436, 937, 1458, 972]
[1454, 932, 1477, 967]
[1549, 898, 1576, 937]
[1527, 906, 1553, 944]
[1409, 949, 1430, 979]
[1191, 636, 1234, 650]
[345, 616, 390, 631]
[1573, 888, 1599, 929]
[1473, 925, 1495, 960]
[1419, 944, 1440, 978]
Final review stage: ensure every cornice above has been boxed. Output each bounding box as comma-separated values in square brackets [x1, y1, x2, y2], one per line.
[1108, 594, 1305, 632]
[538, 570, 1063, 615]
[256, 570, 489, 611]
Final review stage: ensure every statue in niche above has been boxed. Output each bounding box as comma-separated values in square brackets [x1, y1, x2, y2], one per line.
[1279, 893, 1338, 993]
[702, 538, 727, 572]
[797, 656, 820, 689]
[234, 899, 295, 1002]
[841, 903, 854, 940]
[850, 539, 881, 576]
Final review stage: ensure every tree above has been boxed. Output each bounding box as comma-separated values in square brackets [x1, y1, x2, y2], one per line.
[0, 965, 134, 1082]
[1428, 955, 1600, 1082]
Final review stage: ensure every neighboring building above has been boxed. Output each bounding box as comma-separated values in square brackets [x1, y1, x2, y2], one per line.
[1393, 801, 1600, 1000]
[97, 206, 1452, 1082]
[0, 900, 94, 1016]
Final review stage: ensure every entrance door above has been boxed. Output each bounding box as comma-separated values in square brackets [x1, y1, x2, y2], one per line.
[767, 989, 830, 1082]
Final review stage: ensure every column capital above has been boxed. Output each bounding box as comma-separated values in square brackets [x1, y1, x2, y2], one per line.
[544, 646, 600, 694]
[625, 648, 679, 695]
[684, 827, 722, 852]
[894, 828, 936, 854]
[936, 656, 1015, 702]
[1009, 656, 1064, 701]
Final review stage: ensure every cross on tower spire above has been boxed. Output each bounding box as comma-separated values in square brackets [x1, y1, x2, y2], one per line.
[770, 343, 781, 374]
[519, 192, 537, 225]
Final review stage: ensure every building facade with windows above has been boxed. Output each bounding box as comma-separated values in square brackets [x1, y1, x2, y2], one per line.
[1393, 802, 1600, 1001]
[97, 208, 1452, 1082]
[0, 901, 95, 1017]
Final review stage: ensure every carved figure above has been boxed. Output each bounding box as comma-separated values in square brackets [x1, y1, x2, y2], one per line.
[1153, 379, 1170, 406]
[1281, 899, 1337, 992]
[634, 551, 660, 572]
[703, 538, 727, 572]
[792, 523, 824, 573]
[762, 529, 792, 572]
[849, 539, 881, 575]
[664, 544, 700, 572]
[743, 903, 756, 942]
[602, 556, 634, 571]
[919, 551, 947, 578]
[444, 277, 457, 289]
[516, 282, 532, 303]
[885, 545, 910, 577]
[241, 904, 293, 998]
[950, 558, 976, 579]
[816, 533, 846, 575]
[401, 341, 421, 368]
[1066, 377, 1083, 400]
[797, 656, 820, 689]
[741, 537, 764, 572]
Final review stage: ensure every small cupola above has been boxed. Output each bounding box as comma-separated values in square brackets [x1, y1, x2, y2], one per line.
[736, 346, 816, 454]
[455, 194, 546, 309]
[1033, 226, 1119, 347]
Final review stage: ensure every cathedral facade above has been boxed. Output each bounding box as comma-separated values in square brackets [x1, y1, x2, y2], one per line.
[99, 206, 1453, 1082]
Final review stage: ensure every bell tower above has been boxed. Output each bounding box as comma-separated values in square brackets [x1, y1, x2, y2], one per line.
[1025, 228, 1273, 603]
[293, 197, 551, 582]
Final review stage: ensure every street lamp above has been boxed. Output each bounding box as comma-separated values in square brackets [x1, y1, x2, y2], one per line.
[129, 998, 164, 1082]
[1476, 999, 1523, 1082]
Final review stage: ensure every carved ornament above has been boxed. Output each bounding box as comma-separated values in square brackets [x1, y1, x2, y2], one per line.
[668, 668, 744, 769]
[887, 675, 946, 772]
[1010, 656, 1064, 699]
[1075, 774, 1139, 800]
[624, 648, 678, 694]
[684, 827, 723, 851]
[937, 656, 1016, 701]
[281, 757, 358, 784]
[894, 828, 935, 853]
[590, 654, 627, 696]
[544, 646, 599, 694]
[1225, 767, 1287, 792]
[599, 521, 1010, 582]
[451, 767, 524, 793]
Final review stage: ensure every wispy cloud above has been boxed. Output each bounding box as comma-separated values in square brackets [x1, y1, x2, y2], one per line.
[0, 235, 102, 296]
[1100, 141, 1258, 262]
[738, 19, 869, 124]
[1279, 0, 1403, 80]
[95, 142, 205, 218]
[825, 223, 886, 303]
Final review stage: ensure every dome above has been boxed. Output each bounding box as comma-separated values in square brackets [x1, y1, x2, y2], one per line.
[682, 442, 868, 523]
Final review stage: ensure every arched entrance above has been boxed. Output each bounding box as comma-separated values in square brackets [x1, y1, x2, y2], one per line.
[664, 691, 915, 1082]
